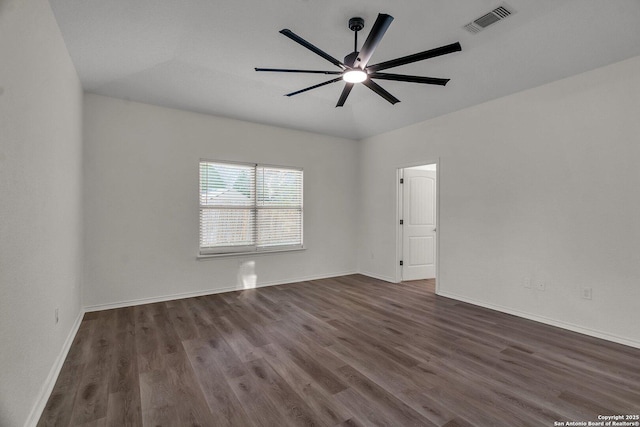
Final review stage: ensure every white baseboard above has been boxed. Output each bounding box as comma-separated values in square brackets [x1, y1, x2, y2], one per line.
[84, 286, 237, 312]
[84, 270, 358, 312]
[438, 290, 640, 350]
[24, 309, 84, 427]
[358, 271, 397, 283]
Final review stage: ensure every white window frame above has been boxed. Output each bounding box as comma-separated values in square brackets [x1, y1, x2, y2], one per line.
[198, 159, 304, 257]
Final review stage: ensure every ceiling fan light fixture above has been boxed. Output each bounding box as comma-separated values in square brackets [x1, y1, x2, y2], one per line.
[343, 69, 368, 83]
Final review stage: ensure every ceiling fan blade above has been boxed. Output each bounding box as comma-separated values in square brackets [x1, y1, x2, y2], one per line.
[367, 42, 461, 72]
[336, 83, 354, 107]
[280, 29, 346, 70]
[354, 13, 394, 69]
[369, 72, 450, 86]
[363, 80, 400, 105]
[255, 68, 342, 75]
[285, 77, 343, 97]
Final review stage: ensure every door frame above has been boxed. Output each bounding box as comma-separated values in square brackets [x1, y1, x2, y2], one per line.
[395, 159, 441, 292]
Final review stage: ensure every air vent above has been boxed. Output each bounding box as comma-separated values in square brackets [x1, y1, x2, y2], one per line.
[463, 4, 514, 34]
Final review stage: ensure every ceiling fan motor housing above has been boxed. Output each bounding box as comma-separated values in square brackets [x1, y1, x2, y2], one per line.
[349, 17, 364, 32]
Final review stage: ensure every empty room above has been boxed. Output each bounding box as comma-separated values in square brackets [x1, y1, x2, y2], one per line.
[2, 0, 640, 426]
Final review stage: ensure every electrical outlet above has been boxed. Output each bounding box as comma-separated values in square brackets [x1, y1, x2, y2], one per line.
[55, 308, 59, 324]
[582, 287, 592, 300]
[535, 281, 545, 291]
[523, 277, 531, 288]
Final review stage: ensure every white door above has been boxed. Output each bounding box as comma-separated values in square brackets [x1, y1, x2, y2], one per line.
[402, 169, 436, 280]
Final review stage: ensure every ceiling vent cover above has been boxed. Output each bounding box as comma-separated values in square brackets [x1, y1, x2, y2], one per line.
[464, 4, 514, 34]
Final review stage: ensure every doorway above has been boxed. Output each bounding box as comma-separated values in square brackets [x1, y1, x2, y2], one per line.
[397, 163, 438, 287]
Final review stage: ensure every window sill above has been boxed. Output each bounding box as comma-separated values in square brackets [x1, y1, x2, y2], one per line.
[197, 246, 306, 260]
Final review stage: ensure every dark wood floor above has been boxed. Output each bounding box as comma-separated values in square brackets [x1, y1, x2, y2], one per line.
[38, 275, 640, 426]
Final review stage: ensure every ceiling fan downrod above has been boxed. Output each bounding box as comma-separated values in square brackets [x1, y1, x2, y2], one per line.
[348, 17, 365, 65]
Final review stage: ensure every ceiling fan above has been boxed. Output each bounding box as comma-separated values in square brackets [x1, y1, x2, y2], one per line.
[255, 13, 461, 107]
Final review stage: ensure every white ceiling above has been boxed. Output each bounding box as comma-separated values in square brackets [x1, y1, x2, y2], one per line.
[49, 0, 640, 140]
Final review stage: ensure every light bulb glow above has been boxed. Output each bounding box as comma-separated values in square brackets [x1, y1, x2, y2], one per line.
[343, 69, 367, 83]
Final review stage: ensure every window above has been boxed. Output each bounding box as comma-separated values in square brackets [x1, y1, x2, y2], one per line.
[199, 160, 303, 255]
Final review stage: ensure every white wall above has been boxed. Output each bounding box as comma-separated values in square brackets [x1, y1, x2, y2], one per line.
[0, 0, 84, 425]
[358, 55, 640, 347]
[82, 94, 359, 308]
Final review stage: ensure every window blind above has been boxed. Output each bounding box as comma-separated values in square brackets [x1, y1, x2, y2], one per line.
[199, 161, 303, 254]
[257, 167, 303, 248]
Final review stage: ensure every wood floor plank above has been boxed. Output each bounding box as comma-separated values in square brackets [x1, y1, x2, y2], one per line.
[163, 350, 219, 426]
[39, 274, 640, 426]
[109, 308, 138, 393]
[325, 338, 425, 394]
[208, 315, 262, 362]
[105, 390, 142, 427]
[328, 318, 422, 368]
[150, 303, 182, 356]
[182, 339, 253, 427]
[226, 372, 292, 427]
[258, 343, 354, 426]
[37, 319, 95, 427]
[223, 307, 270, 347]
[333, 387, 399, 427]
[140, 406, 179, 427]
[268, 330, 348, 395]
[334, 417, 367, 427]
[134, 305, 164, 373]
[396, 388, 459, 426]
[335, 365, 436, 427]
[193, 335, 247, 380]
[77, 417, 106, 427]
[245, 358, 320, 426]
[165, 299, 200, 341]
[69, 311, 117, 425]
[183, 296, 217, 329]
[138, 369, 173, 413]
